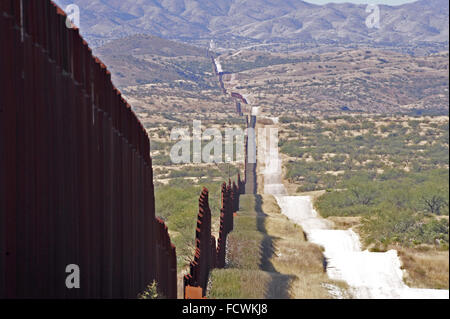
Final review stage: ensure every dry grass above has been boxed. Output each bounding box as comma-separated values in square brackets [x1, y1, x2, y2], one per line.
[327, 216, 361, 230]
[208, 195, 291, 298]
[208, 269, 272, 299]
[208, 194, 349, 298]
[257, 118, 275, 125]
[399, 247, 449, 289]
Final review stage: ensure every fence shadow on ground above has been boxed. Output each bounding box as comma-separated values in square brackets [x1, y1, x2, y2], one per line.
[255, 195, 293, 299]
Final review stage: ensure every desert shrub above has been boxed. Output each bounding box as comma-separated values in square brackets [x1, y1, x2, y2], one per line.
[138, 281, 164, 299]
[361, 206, 449, 246]
[155, 181, 224, 269]
[297, 183, 318, 192]
[281, 141, 310, 158]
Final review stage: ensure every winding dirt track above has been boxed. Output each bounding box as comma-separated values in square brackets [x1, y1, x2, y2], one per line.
[258, 116, 449, 299]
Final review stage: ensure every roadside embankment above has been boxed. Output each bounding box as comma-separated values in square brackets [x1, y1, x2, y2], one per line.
[207, 194, 346, 298]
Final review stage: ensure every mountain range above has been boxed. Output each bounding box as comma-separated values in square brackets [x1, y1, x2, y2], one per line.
[53, 0, 448, 53]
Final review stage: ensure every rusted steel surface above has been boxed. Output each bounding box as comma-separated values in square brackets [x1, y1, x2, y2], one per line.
[235, 101, 243, 116]
[0, 1, 176, 299]
[183, 188, 213, 296]
[218, 74, 227, 94]
[231, 92, 248, 105]
[185, 285, 205, 299]
[184, 177, 244, 298]
[216, 182, 234, 269]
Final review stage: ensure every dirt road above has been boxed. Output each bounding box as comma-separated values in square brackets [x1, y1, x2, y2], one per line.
[259, 117, 449, 299]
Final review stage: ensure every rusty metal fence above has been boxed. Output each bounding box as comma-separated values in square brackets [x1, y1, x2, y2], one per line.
[183, 176, 244, 298]
[0, 0, 176, 298]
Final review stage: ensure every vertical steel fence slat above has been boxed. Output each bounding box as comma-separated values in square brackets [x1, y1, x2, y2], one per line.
[1, 0, 179, 299]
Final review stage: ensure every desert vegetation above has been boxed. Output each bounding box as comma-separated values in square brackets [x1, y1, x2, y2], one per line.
[221, 50, 448, 115]
[147, 116, 246, 273]
[278, 114, 449, 288]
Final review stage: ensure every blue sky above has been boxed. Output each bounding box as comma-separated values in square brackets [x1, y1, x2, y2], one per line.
[304, 0, 417, 5]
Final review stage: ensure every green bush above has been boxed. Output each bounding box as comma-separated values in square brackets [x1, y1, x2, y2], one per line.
[155, 181, 225, 270]
[361, 206, 449, 246]
[138, 281, 164, 299]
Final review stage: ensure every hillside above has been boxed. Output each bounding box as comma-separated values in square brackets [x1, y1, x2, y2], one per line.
[94, 34, 211, 87]
[95, 34, 206, 57]
[92, 33, 448, 116]
[221, 49, 449, 114]
[54, 0, 448, 54]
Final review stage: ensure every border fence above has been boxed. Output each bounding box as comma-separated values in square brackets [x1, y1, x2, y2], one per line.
[183, 176, 245, 298]
[0, 0, 255, 299]
[0, 0, 177, 298]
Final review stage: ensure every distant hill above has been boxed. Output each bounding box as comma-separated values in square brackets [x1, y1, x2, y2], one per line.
[95, 35, 232, 120]
[94, 33, 449, 115]
[95, 34, 206, 57]
[219, 49, 449, 115]
[69, 1, 448, 116]
[54, 0, 448, 53]
[93, 34, 212, 87]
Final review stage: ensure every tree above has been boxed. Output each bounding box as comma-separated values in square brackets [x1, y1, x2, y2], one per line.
[421, 194, 448, 215]
[418, 182, 449, 216]
[344, 176, 379, 206]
